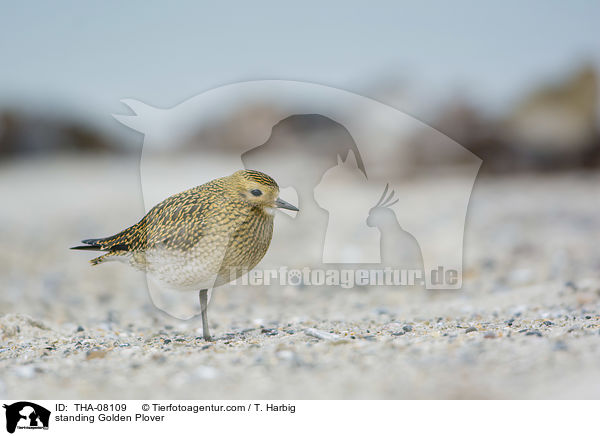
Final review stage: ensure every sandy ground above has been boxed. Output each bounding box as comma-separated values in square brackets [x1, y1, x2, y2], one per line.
[1, 157, 599, 399]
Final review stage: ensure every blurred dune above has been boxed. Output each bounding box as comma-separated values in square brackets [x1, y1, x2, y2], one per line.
[411, 64, 600, 172]
[0, 64, 598, 175]
[0, 110, 125, 158]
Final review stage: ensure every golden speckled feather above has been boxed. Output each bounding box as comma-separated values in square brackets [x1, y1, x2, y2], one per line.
[73, 170, 294, 286]
[72, 170, 298, 340]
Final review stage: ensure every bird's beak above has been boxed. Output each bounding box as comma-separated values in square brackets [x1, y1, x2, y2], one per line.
[275, 197, 299, 211]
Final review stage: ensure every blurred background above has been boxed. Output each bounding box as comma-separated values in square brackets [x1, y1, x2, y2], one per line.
[1, 1, 599, 170]
[1, 1, 599, 399]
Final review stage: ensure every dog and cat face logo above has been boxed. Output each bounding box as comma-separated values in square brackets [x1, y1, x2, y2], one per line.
[2, 402, 50, 433]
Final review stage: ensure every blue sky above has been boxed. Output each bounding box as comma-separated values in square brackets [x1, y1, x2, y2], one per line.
[1, 1, 598, 130]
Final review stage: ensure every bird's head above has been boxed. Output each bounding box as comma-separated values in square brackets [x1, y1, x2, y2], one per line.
[229, 170, 299, 214]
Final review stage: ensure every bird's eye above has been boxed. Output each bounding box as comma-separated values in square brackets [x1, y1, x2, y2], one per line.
[250, 189, 262, 196]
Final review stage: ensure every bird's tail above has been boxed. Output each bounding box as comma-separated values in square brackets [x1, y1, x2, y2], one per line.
[71, 237, 130, 265]
[70, 238, 104, 251]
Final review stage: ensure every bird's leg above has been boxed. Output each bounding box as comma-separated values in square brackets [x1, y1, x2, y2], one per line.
[199, 288, 212, 341]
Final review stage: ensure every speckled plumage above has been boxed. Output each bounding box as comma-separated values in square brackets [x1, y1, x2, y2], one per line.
[73, 169, 298, 340]
[74, 170, 287, 289]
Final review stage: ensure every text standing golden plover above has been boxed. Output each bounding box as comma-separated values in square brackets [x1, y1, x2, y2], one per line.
[71, 170, 298, 341]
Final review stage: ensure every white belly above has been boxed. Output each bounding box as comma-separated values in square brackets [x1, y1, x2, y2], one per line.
[138, 243, 229, 291]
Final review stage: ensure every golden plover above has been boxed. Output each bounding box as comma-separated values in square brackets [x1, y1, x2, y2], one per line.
[72, 170, 298, 340]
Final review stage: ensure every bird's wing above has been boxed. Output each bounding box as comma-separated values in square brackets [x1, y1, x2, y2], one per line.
[138, 195, 210, 250]
[79, 187, 217, 252]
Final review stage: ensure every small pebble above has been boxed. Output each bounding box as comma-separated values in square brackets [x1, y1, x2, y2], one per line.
[86, 349, 108, 360]
[525, 330, 542, 337]
[305, 328, 347, 343]
[507, 269, 534, 286]
[402, 325, 413, 332]
[553, 341, 568, 351]
[276, 350, 296, 361]
[193, 366, 219, 380]
[465, 327, 478, 333]
[14, 366, 35, 379]
[261, 328, 278, 336]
